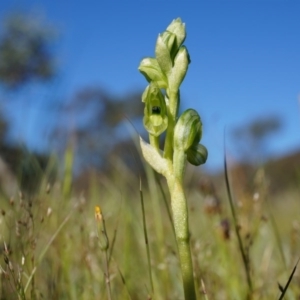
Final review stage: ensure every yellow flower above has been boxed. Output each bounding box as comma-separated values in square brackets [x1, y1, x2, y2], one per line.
[95, 205, 102, 222]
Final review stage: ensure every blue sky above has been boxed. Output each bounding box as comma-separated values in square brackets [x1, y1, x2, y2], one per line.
[0, 1, 300, 171]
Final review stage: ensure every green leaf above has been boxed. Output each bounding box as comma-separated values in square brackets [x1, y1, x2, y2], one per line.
[140, 137, 168, 175]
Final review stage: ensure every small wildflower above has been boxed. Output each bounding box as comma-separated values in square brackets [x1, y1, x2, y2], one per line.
[95, 206, 102, 222]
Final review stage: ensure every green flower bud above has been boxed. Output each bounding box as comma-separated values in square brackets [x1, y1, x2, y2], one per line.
[174, 109, 202, 152]
[138, 57, 168, 89]
[169, 46, 190, 92]
[187, 144, 208, 166]
[142, 83, 168, 137]
[155, 34, 172, 76]
[155, 18, 187, 77]
[166, 18, 186, 51]
[160, 30, 177, 61]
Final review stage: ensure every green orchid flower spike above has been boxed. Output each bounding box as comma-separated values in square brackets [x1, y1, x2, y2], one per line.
[138, 18, 208, 300]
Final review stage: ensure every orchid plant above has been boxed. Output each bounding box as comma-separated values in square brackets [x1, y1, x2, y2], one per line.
[138, 18, 208, 299]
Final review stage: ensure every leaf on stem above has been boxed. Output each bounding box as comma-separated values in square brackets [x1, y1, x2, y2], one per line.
[140, 137, 169, 176]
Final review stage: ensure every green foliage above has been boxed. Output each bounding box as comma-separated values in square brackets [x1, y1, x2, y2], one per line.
[0, 12, 55, 87]
[0, 157, 300, 299]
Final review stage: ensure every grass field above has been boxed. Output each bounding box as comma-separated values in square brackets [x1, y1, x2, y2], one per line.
[0, 153, 299, 300]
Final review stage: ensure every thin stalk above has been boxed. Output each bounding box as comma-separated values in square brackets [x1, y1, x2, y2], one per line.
[139, 179, 154, 294]
[101, 217, 112, 300]
[108, 198, 122, 265]
[224, 152, 253, 296]
[167, 175, 196, 300]
[173, 148, 186, 183]
[30, 256, 36, 300]
[24, 209, 73, 293]
[266, 199, 286, 269]
[116, 265, 133, 300]
[149, 134, 160, 151]
[164, 90, 179, 160]
[201, 279, 209, 300]
[168, 90, 179, 118]
[108, 227, 118, 265]
[155, 173, 175, 237]
[163, 116, 175, 160]
[278, 258, 299, 300]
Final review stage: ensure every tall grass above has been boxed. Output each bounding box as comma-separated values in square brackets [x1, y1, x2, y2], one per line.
[0, 154, 299, 299]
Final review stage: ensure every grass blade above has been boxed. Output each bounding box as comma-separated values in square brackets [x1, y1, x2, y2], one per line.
[224, 147, 253, 296]
[139, 177, 154, 295]
[154, 172, 175, 237]
[268, 207, 287, 269]
[117, 265, 133, 300]
[24, 208, 74, 293]
[108, 198, 123, 265]
[201, 279, 209, 300]
[278, 258, 299, 300]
